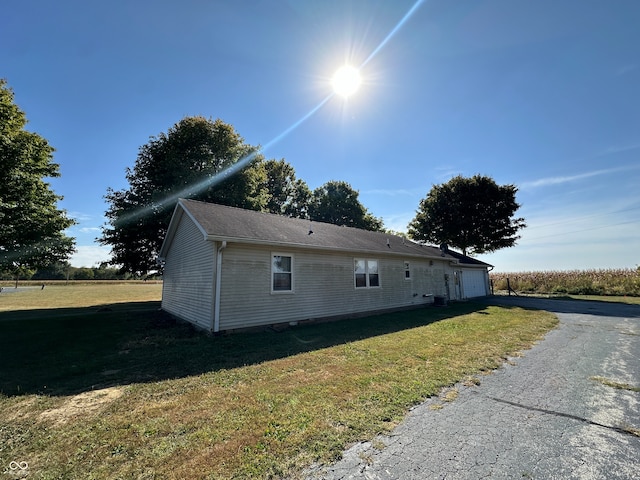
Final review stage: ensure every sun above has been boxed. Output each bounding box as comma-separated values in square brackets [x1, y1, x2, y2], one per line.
[331, 65, 362, 97]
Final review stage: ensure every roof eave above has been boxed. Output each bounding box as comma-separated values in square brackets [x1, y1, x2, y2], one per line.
[204, 234, 452, 260]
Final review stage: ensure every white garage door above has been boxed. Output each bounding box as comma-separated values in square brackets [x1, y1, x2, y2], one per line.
[461, 269, 488, 298]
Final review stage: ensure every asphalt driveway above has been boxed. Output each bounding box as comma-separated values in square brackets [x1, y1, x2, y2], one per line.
[307, 297, 640, 479]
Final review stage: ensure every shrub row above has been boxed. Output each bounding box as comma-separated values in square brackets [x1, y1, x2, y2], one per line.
[490, 268, 640, 297]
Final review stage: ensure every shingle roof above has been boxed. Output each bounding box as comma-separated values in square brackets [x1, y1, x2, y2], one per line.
[444, 249, 493, 267]
[161, 198, 492, 266]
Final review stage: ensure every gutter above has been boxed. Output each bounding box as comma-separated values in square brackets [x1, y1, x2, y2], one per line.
[213, 240, 227, 333]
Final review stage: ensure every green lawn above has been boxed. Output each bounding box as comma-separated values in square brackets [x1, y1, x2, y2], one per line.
[0, 284, 558, 479]
[493, 291, 640, 305]
[565, 294, 640, 305]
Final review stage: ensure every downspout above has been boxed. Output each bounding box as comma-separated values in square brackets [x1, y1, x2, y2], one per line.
[213, 241, 227, 333]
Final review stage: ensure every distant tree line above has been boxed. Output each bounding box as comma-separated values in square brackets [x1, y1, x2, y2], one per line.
[0, 262, 143, 282]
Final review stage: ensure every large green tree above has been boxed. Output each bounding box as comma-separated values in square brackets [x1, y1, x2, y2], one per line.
[0, 79, 75, 281]
[100, 116, 266, 274]
[408, 174, 526, 255]
[260, 159, 311, 218]
[308, 180, 383, 231]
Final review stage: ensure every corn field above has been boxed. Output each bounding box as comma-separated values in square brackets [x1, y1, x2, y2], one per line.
[490, 268, 640, 297]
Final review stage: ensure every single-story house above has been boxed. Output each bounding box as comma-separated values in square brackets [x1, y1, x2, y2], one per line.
[158, 199, 493, 333]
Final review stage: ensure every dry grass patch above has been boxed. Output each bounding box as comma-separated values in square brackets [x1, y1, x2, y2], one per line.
[462, 376, 481, 387]
[39, 386, 124, 425]
[441, 388, 459, 402]
[0, 286, 558, 479]
[622, 425, 640, 437]
[590, 376, 640, 393]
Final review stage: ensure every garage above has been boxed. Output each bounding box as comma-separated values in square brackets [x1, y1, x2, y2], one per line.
[461, 268, 490, 298]
[443, 249, 493, 299]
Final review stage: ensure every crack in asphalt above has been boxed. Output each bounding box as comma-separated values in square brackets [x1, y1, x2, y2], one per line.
[486, 396, 639, 438]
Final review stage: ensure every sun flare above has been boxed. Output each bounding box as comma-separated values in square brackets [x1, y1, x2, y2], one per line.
[331, 65, 362, 97]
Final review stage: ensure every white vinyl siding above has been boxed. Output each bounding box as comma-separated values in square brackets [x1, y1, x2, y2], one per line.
[217, 245, 448, 331]
[161, 213, 215, 331]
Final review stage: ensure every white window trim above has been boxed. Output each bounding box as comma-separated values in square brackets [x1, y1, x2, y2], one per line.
[271, 252, 295, 294]
[354, 258, 381, 289]
[404, 261, 411, 280]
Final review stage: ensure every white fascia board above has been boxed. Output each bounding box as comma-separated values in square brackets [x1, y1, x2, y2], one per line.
[157, 203, 184, 260]
[158, 199, 209, 260]
[459, 263, 493, 269]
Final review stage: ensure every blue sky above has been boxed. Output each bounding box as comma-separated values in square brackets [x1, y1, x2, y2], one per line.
[2, 0, 639, 272]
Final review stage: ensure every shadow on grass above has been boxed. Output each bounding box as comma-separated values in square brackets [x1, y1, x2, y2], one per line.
[0, 301, 488, 397]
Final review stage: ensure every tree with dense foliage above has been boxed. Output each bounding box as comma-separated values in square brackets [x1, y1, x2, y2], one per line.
[260, 159, 311, 218]
[308, 180, 384, 231]
[100, 116, 266, 274]
[408, 175, 526, 255]
[0, 79, 75, 282]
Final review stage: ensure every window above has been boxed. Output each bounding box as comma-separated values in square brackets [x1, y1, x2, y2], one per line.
[354, 259, 380, 288]
[404, 261, 411, 280]
[272, 254, 293, 292]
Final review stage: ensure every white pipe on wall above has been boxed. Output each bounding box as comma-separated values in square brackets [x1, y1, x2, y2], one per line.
[213, 240, 227, 333]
